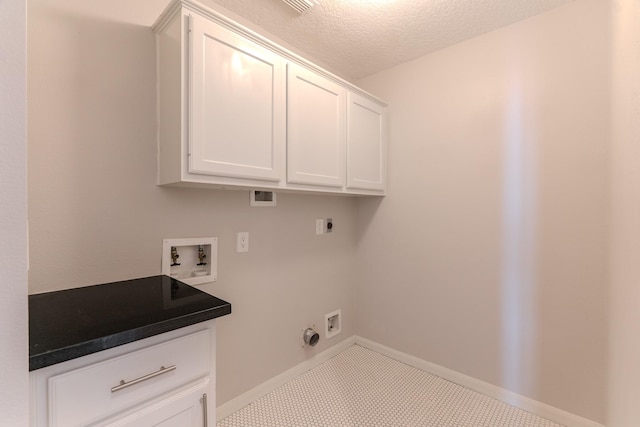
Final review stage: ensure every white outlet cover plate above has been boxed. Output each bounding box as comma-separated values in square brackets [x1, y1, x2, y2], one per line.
[316, 219, 324, 235]
[237, 232, 249, 253]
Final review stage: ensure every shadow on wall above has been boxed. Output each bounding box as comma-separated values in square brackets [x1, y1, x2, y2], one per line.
[28, 6, 159, 291]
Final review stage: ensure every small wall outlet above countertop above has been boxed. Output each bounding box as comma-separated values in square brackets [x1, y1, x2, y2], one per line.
[28, 275, 231, 371]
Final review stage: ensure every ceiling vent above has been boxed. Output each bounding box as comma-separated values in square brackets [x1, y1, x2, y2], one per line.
[282, 0, 319, 14]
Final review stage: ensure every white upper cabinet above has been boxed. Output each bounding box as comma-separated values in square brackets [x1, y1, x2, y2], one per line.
[347, 92, 387, 191]
[287, 63, 346, 188]
[189, 14, 286, 182]
[154, 0, 387, 196]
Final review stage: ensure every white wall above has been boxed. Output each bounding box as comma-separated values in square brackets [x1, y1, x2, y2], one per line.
[356, 0, 608, 423]
[608, 0, 640, 425]
[27, 0, 357, 405]
[0, 0, 29, 425]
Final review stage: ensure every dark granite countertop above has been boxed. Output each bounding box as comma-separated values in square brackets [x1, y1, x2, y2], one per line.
[29, 275, 231, 371]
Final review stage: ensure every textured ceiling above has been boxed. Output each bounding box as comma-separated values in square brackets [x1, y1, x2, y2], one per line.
[206, 0, 575, 80]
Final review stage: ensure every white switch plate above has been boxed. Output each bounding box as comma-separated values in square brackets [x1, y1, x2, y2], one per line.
[237, 232, 249, 253]
[315, 219, 324, 235]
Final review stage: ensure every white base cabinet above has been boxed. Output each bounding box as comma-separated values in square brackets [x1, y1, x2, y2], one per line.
[153, 0, 387, 196]
[30, 323, 216, 427]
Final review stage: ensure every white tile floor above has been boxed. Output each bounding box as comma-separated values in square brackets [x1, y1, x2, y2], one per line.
[218, 345, 564, 427]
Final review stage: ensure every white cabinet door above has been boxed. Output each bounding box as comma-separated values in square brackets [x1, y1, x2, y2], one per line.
[189, 13, 286, 182]
[287, 63, 346, 188]
[102, 381, 209, 427]
[347, 92, 386, 191]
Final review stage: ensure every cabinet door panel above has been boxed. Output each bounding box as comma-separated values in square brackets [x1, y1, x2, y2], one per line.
[287, 64, 345, 187]
[189, 14, 285, 181]
[101, 380, 209, 427]
[347, 93, 386, 191]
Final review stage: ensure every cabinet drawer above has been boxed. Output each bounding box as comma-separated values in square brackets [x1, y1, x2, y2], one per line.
[48, 329, 211, 427]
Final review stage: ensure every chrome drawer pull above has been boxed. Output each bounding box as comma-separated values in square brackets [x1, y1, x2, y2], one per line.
[111, 365, 176, 393]
[201, 393, 208, 427]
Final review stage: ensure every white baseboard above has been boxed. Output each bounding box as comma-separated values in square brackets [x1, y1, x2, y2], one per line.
[216, 335, 603, 427]
[354, 336, 604, 427]
[216, 336, 356, 422]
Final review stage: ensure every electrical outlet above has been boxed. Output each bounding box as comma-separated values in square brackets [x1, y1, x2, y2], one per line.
[316, 219, 324, 235]
[325, 218, 333, 233]
[237, 232, 249, 253]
